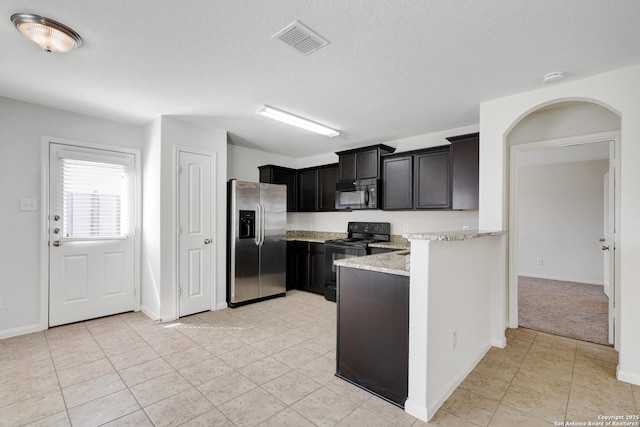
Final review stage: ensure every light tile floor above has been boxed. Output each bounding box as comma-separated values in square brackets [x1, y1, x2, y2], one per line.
[1, 290, 638, 426]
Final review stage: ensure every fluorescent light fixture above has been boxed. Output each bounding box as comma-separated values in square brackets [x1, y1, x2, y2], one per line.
[256, 105, 339, 137]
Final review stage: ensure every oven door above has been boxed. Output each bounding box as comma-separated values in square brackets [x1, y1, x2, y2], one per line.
[324, 244, 367, 301]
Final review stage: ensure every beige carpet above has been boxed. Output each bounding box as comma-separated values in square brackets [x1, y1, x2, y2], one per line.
[518, 276, 610, 345]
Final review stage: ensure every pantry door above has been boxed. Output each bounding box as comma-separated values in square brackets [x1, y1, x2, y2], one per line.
[177, 149, 213, 317]
[48, 142, 136, 327]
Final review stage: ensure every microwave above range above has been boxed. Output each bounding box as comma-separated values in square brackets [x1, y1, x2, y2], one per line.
[335, 178, 380, 210]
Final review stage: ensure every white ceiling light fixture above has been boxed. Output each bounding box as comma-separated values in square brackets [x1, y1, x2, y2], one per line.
[11, 13, 82, 53]
[542, 71, 565, 84]
[256, 105, 340, 137]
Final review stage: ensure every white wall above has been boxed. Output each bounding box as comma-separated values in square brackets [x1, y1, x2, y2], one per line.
[229, 124, 481, 235]
[509, 101, 621, 144]
[141, 119, 162, 319]
[518, 160, 608, 284]
[227, 145, 297, 182]
[0, 96, 143, 338]
[479, 64, 640, 385]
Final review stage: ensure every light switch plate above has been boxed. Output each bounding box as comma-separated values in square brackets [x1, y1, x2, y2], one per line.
[20, 199, 38, 211]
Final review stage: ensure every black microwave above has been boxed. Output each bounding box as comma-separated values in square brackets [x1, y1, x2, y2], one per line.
[335, 178, 380, 210]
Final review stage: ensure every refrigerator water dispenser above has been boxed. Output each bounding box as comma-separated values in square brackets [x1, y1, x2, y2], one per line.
[239, 210, 255, 239]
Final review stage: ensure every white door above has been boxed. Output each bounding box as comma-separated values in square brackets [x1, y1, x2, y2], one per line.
[603, 147, 616, 345]
[178, 150, 213, 317]
[49, 143, 136, 327]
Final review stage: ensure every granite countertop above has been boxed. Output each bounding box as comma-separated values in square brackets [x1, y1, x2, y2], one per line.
[334, 250, 410, 277]
[402, 229, 506, 241]
[286, 230, 345, 243]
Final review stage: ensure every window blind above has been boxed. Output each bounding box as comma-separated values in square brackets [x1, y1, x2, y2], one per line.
[60, 157, 129, 239]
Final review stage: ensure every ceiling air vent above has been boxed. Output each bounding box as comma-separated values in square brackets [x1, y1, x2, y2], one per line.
[273, 21, 329, 56]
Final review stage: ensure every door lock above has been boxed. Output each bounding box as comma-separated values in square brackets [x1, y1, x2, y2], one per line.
[601, 245, 610, 251]
[52, 241, 61, 247]
[53, 215, 60, 221]
[53, 228, 60, 234]
[204, 238, 212, 245]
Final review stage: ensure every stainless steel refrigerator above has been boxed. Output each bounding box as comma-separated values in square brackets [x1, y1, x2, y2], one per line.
[227, 179, 287, 307]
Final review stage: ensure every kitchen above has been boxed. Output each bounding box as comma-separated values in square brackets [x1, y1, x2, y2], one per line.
[1, 1, 640, 425]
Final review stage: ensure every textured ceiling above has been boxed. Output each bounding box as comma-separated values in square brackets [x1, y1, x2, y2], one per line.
[1, 0, 639, 158]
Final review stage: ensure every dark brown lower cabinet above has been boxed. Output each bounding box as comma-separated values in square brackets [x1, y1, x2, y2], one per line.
[336, 266, 409, 407]
[288, 241, 325, 295]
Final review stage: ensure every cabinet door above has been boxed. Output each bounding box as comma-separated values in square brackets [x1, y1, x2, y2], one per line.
[318, 165, 338, 211]
[382, 155, 413, 210]
[414, 150, 451, 209]
[286, 241, 297, 291]
[294, 242, 310, 289]
[356, 149, 379, 179]
[309, 243, 326, 294]
[338, 153, 356, 182]
[297, 169, 318, 211]
[451, 135, 479, 210]
[273, 168, 297, 212]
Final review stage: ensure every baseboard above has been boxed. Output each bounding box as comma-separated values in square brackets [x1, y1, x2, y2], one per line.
[617, 366, 640, 386]
[0, 323, 46, 340]
[215, 302, 228, 310]
[518, 273, 603, 286]
[405, 342, 491, 422]
[140, 305, 159, 321]
[404, 399, 430, 422]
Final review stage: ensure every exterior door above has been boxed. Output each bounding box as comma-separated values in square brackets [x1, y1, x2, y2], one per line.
[49, 143, 136, 327]
[178, 150, 212, 317]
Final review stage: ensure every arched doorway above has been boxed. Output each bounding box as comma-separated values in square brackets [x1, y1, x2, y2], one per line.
[506, 100, 620, 347]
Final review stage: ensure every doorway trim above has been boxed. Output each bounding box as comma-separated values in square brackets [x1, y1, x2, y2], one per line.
[40, 136, 142, 331]
[508, 130, 620, 346]
[174, 146, 217, 318]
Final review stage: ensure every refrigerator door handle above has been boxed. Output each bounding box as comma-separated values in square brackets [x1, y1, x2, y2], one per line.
[255, 203, 261, 246]
[260, 203, 266, 246]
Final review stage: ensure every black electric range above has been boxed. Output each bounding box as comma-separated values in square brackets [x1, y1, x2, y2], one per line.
[324, 222, 391, 301]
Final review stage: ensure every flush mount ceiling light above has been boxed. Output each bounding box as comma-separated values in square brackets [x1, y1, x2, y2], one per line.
[11, 13, 82, 53]
[542, 71, 565, 84]
[256, 105, 340, 137]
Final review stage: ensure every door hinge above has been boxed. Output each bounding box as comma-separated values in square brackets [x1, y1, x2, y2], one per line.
[178, 166, 183, 174]
[178, 287, 182, 296]
[134, 288, 136, 299]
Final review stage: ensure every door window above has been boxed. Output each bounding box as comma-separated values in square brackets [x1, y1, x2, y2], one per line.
[58, 152, 131, 239]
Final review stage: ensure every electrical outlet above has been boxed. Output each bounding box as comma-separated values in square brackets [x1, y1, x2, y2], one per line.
[403, 224, 409, 232]
[537, 258, 544, 266]
[462, 225, 470, 230]
[452, 331, 457, 349]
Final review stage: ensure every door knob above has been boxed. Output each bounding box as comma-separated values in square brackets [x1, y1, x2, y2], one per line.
[52, 241, 61, 247]
[53, 215, 60, 221]
[204, 238, 212, 245]
[599, 238, 605, 242]
[602, 245, 610, 251]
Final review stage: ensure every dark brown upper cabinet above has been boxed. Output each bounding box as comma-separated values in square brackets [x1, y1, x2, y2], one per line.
[318, 164, 338, 211]
[414, 148, 451, 209]
[295, 163, 339, 212]
[382, 154, 413, 210]
[336, 144, 395, 182]
[381, 133, 478, 211]
[382, 147, 451, 210]
[446, 132, 479, 210]
[259, 165, 297, 212]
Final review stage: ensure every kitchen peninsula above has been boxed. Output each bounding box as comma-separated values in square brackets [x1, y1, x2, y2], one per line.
[334, 229, 506, 422]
